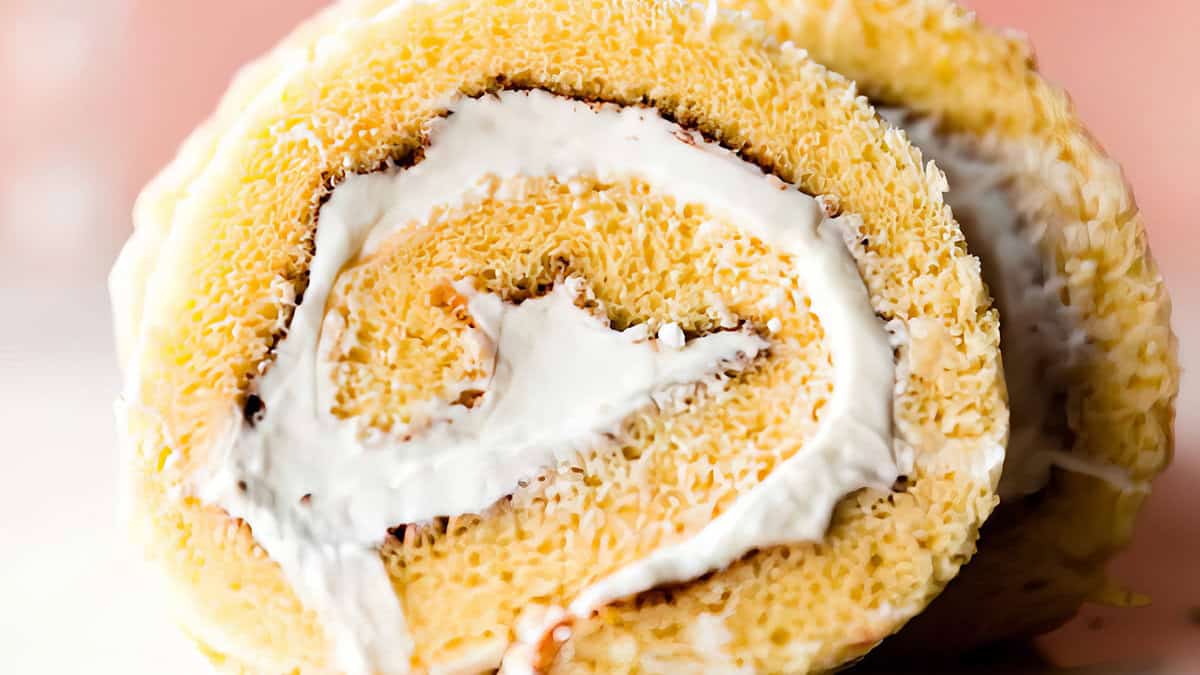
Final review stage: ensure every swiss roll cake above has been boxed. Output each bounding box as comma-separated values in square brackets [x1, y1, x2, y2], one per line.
[723, 0, 1180, 650]
[111, 0, 1008, 672]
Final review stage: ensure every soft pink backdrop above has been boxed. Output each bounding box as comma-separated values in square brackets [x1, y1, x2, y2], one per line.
[0, 1, 1194, 672]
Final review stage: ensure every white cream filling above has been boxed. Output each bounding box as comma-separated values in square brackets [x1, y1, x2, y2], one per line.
[882, 109, 1143, 499]
[198, 90, 897, 674]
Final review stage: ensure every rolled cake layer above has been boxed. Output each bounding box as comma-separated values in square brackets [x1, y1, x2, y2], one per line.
[724, 0, 1180, 649]
[111, 0, 1007, 672]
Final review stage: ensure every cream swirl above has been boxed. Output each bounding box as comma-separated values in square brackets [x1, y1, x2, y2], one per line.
[197, 90, 897, 674]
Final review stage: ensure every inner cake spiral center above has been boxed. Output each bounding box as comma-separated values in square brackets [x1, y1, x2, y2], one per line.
[322, 275, 767, 523]
[195, 89, 899, 674]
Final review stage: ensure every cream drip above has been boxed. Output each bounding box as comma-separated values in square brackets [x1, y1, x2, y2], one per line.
[882, 109, 1138, 499]
[196, 90, 896, 674]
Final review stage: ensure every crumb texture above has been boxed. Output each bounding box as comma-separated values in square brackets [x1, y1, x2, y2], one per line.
[722, 0, 1178, 648]
[112, 0, 1006, 671]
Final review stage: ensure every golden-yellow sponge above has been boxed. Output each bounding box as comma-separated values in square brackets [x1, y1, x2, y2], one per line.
[722, 0, 1179, 650]
[111, 0, 1006, 672]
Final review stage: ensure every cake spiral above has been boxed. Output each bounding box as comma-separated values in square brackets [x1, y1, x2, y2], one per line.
[111, 0, 1006, 672]
[722, 0, 1179, 650]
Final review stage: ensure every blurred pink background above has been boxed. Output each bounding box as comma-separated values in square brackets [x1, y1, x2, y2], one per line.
[0, 1, 1194, 672]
